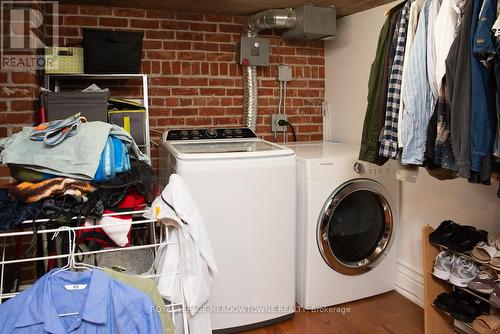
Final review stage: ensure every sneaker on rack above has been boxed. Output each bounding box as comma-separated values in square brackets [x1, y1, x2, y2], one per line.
[450, 256, 479, 287]
[432, 251, 456, 281]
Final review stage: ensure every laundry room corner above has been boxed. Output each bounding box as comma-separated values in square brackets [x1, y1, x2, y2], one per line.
[325, 0, 500, 308]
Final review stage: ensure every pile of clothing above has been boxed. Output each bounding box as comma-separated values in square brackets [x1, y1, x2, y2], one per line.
[0, 116, 158, 244]
[360, 0, 500, 196]
[0, 117, 147, 181]
[0, 116, 181, 334]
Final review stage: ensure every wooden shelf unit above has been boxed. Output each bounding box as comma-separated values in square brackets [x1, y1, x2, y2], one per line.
[422, 225, 454, 334]
[43, 74, 151, 160]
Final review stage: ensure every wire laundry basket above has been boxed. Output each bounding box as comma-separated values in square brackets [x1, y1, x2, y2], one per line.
[0, 209, 189, 333]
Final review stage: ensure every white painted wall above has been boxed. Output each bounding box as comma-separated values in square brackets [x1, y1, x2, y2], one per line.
[325, 3, 395, 145]
[325, 3, 500, 306]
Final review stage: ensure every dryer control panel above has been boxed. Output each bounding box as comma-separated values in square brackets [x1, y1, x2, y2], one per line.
[164, 127, 257, 141]
[355, 161, 397, 177]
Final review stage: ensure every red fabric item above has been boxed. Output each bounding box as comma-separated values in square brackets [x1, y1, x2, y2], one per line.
[104, 188, 146, 216]
[77, 188, 146, 249]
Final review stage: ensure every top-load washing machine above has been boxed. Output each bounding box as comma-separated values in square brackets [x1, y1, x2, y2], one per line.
[159, 128, 296, 333]
[286, 141, 399, 309]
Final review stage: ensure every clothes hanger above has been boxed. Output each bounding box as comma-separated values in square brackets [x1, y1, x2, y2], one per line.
[70, 229, 101, 271]
[50, 227, 73, 277]
[49, 227, 97, 317]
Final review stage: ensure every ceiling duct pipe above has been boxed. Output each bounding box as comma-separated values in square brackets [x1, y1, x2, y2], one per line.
[242, 9, 297, 131]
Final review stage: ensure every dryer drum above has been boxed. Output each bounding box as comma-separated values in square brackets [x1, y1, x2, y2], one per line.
[317, 178, 395, 276]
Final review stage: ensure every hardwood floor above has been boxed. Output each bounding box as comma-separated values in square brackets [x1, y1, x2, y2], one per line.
[241, 291, 424, 334]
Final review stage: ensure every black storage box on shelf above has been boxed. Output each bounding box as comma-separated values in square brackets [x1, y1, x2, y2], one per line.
[46, 91, 108, 122]
[83, 28, 144, 74]
[108, 110, 146, 145]
[108, 98, 146, 145]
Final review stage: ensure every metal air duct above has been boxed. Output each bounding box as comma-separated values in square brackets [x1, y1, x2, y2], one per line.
[242, 9, 297, 131]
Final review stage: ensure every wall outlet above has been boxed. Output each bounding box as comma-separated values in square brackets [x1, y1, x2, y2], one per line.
[272, 114, 287, 132]
[277, 65, 292, 82]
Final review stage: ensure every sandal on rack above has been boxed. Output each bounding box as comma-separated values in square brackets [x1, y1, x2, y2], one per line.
[490, 252, 500, 271]
[472, 314, 500, 334]
[468, 268, 498, 294]
[489, 235, 500, 250]
[473, 242, 499, 263]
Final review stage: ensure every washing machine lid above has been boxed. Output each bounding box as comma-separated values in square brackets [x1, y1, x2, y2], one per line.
[165, 139, 295, 160]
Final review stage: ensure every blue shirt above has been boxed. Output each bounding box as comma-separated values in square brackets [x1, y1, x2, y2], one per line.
[0, 269, 163, 334]
[401, 0, 434, 165]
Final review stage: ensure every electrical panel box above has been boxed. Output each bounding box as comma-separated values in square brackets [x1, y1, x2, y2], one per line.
[283, 5, 337, 41]
[277, 65, 292, 82]
[238, 36, 270, 66]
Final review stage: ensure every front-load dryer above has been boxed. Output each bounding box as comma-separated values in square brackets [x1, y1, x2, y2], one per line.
[286, 141, 399, 309]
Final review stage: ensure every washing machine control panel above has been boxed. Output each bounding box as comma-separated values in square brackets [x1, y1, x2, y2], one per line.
[164, 127, 257, 141]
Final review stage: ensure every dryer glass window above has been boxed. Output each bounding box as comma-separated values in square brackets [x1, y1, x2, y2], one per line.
[317, 179, 394, 275]
[328, 190, 385, 263]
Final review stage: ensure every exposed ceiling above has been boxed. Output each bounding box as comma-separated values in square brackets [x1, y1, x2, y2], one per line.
[61, 0, 395, 17]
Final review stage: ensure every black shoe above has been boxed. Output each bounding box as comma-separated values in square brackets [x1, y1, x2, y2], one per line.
[450, 295, 488, 323]
[434, 291, 460, 313]
[447, 226, 488, 253]
[435, 290, 488, 323]
[429, 220, 460, 246]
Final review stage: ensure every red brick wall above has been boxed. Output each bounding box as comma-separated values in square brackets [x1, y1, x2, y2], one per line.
[57, 5, 325, 166]
[0, 4, 325, 180]
[0, 71, 39, 184]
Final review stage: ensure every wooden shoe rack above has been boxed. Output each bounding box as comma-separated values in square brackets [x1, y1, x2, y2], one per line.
[422, 225, 499, 334]
[423, 225, 454, 334]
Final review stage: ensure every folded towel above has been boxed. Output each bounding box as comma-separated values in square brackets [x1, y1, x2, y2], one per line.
[94, 136, 130, 183]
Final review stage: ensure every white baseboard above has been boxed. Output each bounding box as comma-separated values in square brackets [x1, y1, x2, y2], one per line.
[395, 260, 424, 307]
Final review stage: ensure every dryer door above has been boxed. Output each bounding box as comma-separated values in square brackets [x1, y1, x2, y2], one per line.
[317, 178, 395, 276]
